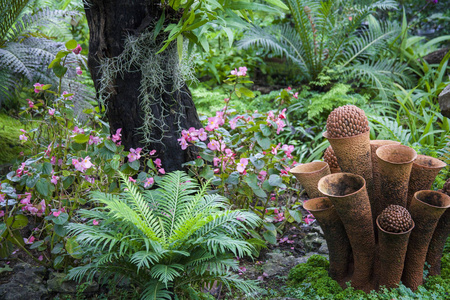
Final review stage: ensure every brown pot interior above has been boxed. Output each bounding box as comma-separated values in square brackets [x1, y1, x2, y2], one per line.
[414, 191, 450, 208]
[291, 161, 328, 174]
[376, 144, 417, 165]
[318, 173, 365, 197]
[413, 155, 447, 169]
[303, 197, 332, 212]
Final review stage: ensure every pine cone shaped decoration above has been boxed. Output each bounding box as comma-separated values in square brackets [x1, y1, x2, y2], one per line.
[323, 146, 339, 169]
[326, 105, 370, 138]
[440, 178, 450, 196]
[379, 205, 413, 233]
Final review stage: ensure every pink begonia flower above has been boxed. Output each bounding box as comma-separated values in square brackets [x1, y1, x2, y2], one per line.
[224, 97, 230, 103]
[304, 214, 315, 225]
[112, 128, 122, 143]
[48, 108, 55, 116]
[45, 143, 52, 157]
[50, 155, 56, 165]
[158, 168, 165, 174]
[266, 111, 275, 123]
[85, 176, 95, 184]
[33, 83, 44, 93]
[80, 156, 93, 170]
[213, 157, 221, 167]
[197, 128, 207, 141]
[51, 175, 59, 185]
[293, 92, 298, 99]
[205, 117, 220, 131]
[229, 118, 238, 130]
[89, 135, 102, 145]
[38, 255, 43, 261]
[178, 137, 188, 150]
[72, 44, 82, 55]
[287, 86, 292, 91]
[129, 177, 136, 183]
[214, 168, 220, 174]
[93, 219, 99, 226]
[127, 147, 142, 162]
[0, 193, 4, 202]
[53, 211, 61, 217]
[144, 177, 154, 188]
[275, 119, 286, 134]
[215, 111, 225, 126]
[76, 66, 83, 75]
[19, 133, 27, 142]
[24, 236, 35, 244]
[271, 144, 280, 155]
[154, 158, 162, 168]
[62, 91, 74, 100]
[278, 108, 287, 120]
[72, 126, 84, 134]
[348, 16, 352, 21]
[236, 158, 249, 173]
[231, 66, 248, 77]
[258, 170, 267, 181]
[149, 150, 156, 155]
[58, 158, 63, 166]
[27, 99, 34, 108]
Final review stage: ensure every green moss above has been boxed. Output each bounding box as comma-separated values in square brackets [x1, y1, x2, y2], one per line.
[0, 113, 28, 165]
[286, 247, 450, 299]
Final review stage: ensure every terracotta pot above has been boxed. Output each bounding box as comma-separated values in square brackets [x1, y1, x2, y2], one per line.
[376, 144, 417, 209]
[376, 216, 414, 289]
[318, 173, 375, 292]
[426, 208, 450, 276]
[323, 131, 373, 200]
[303, 197, 352, 287]
[406, 155, 446, 208]
[290, 162, 330, 198]
[370, 140, 401, 224]
[402, 190, 450, 291]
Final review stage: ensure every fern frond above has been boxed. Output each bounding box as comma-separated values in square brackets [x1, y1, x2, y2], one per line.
[369, 115, 412, 144]
[0, 0, 30, 46]
[150, 264, 184, 286]
[141, 280, 173, 300]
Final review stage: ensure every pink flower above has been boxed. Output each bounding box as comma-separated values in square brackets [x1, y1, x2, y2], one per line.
[275, 119, 286, 134]
[158, 168, 165, 174]
[89, 135, 102, 145]
[112, 128, 122, 143]
[178, 137, 188, 150]
[224, 98, 230, 103]
[127, 147, 142, 162]
[128, 177, 136, 183]
[287, 87, 292, 91]
[144, 177, 154, 188]
[48, 108, 55, 116]
[231, 66, 248, 77]
[213, 157, 221, 167]
[93, 219, 99, 226]
[19, 133, 27, 142]
[229, 118, 238, 130]
[27, 99, 34, 108]
[51, 174, 59, 185]
[72, 44, 82, 55]
[271, 144, 280, 155]
[149, 150, 156, 155]
[304, 214, 315, 225]
[33, 83, 44, 93]
[85, 176, 95, 184]
[24, 236, 35, 244]
[197, 128, 207, 141]
[154, 158, 162, 168]
[80, 156, 93, 170]
[236, 158, 249, 173]
[53, 211, 61, 217]
[76, 66, 83, 75]
[38, 255, 43, 261]
[258, 170, 267, 181]
[205, 117, 220, 131]
[72, 126, 84, 134]
[278, 108, 287, 119]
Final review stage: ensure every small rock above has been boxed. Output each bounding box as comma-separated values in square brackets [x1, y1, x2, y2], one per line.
[47, 272, 99, 294]
[439, 84, 450, 118]
[319, 243, 329, 254]
[0, 263, 48, 300]
[303, 232, 326, 252]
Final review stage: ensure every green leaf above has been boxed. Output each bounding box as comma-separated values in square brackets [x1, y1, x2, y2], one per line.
[36, 178, 50, 197]
[11, 215, 28, 229]
[65, 237, 82, 259]
[259, 124, 271, 137]
[65, 39, 77, 50]
[263, 222, 276, 231]
[30, 240, 45, 250]
[177, 34, 183, 61]
[226, 172, 240, 185]
[62, 176, 74, 189]
[53, 255, 64, 269]
[53, 212, 69, 225]
[288, 209, 303, 223]
[238, 86, 255, 98]
[263, 230, 277, 244]
[42, 162, 53, 175]
[255, 132, 271, 149]
[250, 154, 265, 170]
[244, 174, 267, 198]
[53, 63, 68, 78]
[54, 224, 67, 237]
[268, 174, 285, 188]
[73, 134, 89, 144]
[51, 243, 64, 254]
[129, 160, 140, 171]
[104, 139, 117, 152]
[26, 175, 39, 188]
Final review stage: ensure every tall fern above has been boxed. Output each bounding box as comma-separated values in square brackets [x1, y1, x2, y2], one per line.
[66, 171, 262, 300]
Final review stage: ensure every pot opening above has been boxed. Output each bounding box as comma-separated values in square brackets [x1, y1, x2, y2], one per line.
[304, 197, 332, 211]
[291, 161, 328, 174]
[318, 173, 365, 197]
[376, 145, 417, 164]
[416, 191, 450, 208]
[414, 155, 446, 169]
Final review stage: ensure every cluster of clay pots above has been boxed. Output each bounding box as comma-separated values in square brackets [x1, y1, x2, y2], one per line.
[290, 105, 450, 292]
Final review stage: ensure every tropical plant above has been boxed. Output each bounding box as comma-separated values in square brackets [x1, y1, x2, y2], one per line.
[66, 171, 262, 299]
[238, 0, 413, 99]
[0, 0, 89, 109]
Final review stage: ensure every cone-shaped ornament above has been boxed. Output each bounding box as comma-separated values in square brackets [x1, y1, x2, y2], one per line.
[290, 162, 330, 198]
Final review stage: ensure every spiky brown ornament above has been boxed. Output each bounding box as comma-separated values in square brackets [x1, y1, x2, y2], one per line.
[323, 146, 339, 169]
[379, 205, 413, 233]
[440, 178, 450, 196]
[326, 105, 369, 138]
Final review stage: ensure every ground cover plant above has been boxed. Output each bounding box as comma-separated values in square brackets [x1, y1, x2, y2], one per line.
[0, 0, 450, 299]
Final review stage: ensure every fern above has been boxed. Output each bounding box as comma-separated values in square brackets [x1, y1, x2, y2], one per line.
[66, 170, 262, 299]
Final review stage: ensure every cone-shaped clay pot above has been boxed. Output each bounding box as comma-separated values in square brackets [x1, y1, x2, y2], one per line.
[402, 190, 450, 290]
[376, 215, 414, 289]
[426, 208, 450, 276]
[303, 197, 352, 287]
[406, 155, 446, 208]
[318, 173, 375, 292]
[370, 140, 401, 222]
[323, 131, 373, 200]
[376, 144, 417, 209]
[290, 162, 330, 199]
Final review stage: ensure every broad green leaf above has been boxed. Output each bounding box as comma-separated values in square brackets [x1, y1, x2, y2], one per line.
[73, 134, 89, 144]
[53, 255, 64, 269]
[36, 178, 50, 197]
[255, 132, 271, 149]
[262, 230, 277, 244]
[268, 174, 285, 188]
[11, 215, 28, 229]
[53, 63, 67, 78]
[30, 240, 45, 249]
[52, 212, 69, 225]
[129, 160, 140, 171]
[42, 162, 53, 175]
[238, 86, 255, 98]
[177, 34, 183, 61]
[26, 175, 39, 188]
[65, 237, 82, 259]
[65, 39, 77, 50]
[104, 139, 117, 152]
[54, 224, 67, 237]
[259, 124, 271, 137]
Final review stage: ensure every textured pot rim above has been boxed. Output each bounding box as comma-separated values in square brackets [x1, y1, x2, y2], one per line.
[376, 144, 418, 165]
[303, 197, 333, 212]
[413, 155, 447, 170]
[290, 161, 329, 175]
[376, 215, 415, 235]
[318, 172, 366, 198]
[370, 140, 401, 146]
[414, 190, 450, 209]
[323, 129, 370, 140]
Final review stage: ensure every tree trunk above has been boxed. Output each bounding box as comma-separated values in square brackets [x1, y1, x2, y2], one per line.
[84, 0, 202, 172]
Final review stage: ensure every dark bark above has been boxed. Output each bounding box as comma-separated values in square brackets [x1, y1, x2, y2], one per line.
[84, 0, 202, 172]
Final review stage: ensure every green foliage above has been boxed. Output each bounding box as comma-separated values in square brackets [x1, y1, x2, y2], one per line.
[66, 171, 262, 299]
[0, 113, 31, 164]
[238, 0, 411, 99]
[285, 250, 450, 299]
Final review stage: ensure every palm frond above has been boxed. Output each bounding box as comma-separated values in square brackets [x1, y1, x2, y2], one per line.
[141, 280, 173, 300]
[0, 0, 30, 45]
[150, 264, 184, 285]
